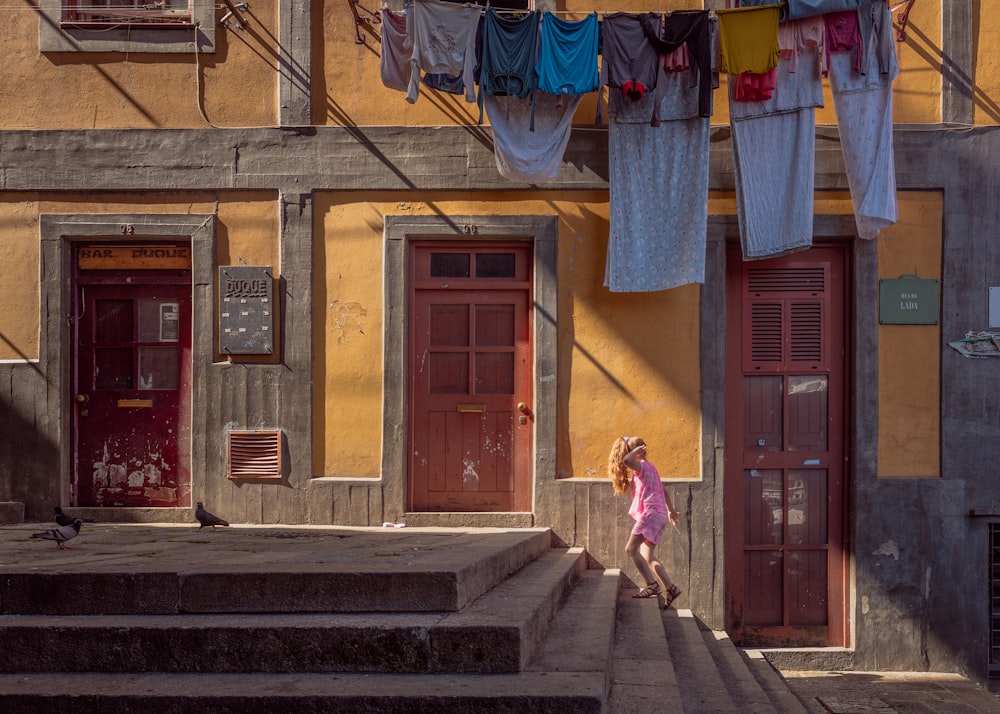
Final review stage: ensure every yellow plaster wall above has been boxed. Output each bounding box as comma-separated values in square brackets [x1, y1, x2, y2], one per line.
[0, 3, 279, 129]
[976, 2, 1000, 125]
[877, 191, 942, 477]
[891, 0, 943, 124]
[0, 192, 278, 362]
[313, 193, 703, 481]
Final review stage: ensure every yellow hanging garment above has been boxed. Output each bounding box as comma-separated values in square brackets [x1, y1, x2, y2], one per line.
[715, 4, 783, 75]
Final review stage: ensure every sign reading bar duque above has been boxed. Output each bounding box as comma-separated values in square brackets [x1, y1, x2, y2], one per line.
[77, 246, 192, 270]
[879, 274, 939, 325]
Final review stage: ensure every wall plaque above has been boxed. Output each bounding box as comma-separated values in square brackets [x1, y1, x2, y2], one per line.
[879, 274, 939, 325]
[219, 266, 274, 354]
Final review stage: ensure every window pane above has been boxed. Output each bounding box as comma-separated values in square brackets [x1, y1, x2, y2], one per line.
[475, 353, 514, 394]
[788, 551, 828, 626]
[139, 347, 179, 390]
[95, 299, 133, 343]
[430, 253, 470, 278]
[475, 253, 516, 278]
[475, 304, 514, 347]
[787, 469, 828, 546]
[430, 305, 469, 346]
[429, 353, 468, 394]
[787, 375, 828, 451]
[139, 300, 180, 342]
[745, 469, 782, 545]
[95, 347, 133, 389]
[744, 375, 783, 451]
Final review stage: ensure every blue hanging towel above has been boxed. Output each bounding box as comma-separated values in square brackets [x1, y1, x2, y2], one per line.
[535, 12, 600, 96]
[477, 9, 540, 127]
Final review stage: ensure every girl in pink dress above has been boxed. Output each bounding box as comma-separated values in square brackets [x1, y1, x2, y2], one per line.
[608, 436, 682, 608]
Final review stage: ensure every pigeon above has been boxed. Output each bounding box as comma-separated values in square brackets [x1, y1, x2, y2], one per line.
[195, 502, 230, 531]
[32, 519, 83, 549]
[53, 506, 75, 527]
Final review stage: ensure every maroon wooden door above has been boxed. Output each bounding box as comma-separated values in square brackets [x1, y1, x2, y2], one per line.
[724, 244, 848, 646]
[73, 281, 192, 507]
[408, 243, 533, 512]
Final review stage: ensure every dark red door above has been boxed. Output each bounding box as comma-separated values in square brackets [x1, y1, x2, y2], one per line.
[73, 282, 192, 507]
[725, 244, 848, 646]
[409, 243, 533, 512]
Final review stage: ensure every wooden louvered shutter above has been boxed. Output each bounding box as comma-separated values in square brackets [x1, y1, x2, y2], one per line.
[742, 263, 829, 373]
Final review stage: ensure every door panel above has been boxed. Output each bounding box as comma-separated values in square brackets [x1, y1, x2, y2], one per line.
[409, 243, 532, 512]
[725, 244, 848, 647]
[73, 283, 192, 507]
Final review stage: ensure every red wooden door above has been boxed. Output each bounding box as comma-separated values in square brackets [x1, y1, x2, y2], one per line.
[409, 243, 533, 512]
[724, 244, 848, 646]
[73, 282, 192, 507]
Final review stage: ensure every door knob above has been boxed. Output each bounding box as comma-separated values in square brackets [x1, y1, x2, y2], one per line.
[75, 394, 89, 404]
[517, 402, 529, 414]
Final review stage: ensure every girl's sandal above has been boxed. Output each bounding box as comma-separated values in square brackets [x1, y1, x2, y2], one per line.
[632, 582, 661, 599]
[663, 584, 682, 609]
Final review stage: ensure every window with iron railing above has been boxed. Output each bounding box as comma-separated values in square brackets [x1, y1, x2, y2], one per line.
[39, 0, 215, 53]
[61, 1, 193, 27]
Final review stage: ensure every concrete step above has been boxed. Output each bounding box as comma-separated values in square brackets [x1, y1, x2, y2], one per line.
[738, 649, 812, 713]
[1, 526, 553, 615]
[0, 671, 606, 714]
[608, 588, 682, 712]
[0, 547, 587, 675]
[661, 608, 739, 713]
[701, 628, 797, 713]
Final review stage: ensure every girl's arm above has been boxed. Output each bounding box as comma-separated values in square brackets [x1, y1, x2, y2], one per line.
[622, 444, 646, 471]
[664, 487, 680, 525]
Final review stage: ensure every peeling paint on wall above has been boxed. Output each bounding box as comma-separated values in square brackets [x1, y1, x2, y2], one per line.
[872, 540, 900, 560]
[329, 301, 367, 345]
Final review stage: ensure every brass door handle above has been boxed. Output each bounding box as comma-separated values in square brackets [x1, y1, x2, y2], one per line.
[517, 402, 529, 414]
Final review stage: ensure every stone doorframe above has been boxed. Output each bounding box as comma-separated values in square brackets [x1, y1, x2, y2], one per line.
[40, 213, 217, 510]
[382, 215, 558, 527]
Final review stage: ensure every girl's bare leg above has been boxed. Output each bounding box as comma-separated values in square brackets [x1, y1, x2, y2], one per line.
[640, 540, 675, 591]
[625, 533, 657, 587]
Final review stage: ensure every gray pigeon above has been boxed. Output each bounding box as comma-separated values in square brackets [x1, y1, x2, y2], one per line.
[53, 506, 74, 527]
[195, 502, 229, 531]
[32, 519, 83, 549]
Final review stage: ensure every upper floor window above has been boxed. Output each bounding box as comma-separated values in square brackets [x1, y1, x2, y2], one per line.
[61, 1, 194, 28]
[39, 0, 216, 53]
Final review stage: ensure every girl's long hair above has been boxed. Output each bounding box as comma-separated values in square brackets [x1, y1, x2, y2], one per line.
[608, 436, 645, 495]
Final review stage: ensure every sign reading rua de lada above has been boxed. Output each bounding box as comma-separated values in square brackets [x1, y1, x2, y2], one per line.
[219, 266, 274, 354]
[879, 274, 939, 325]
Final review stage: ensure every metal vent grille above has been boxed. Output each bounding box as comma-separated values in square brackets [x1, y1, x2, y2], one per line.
[227, 430, 282, 479]
[747, 266, 826, 294]
[790, 302, 823, 363]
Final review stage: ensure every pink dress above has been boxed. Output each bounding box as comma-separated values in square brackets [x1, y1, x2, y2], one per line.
[628, 461, 669, 544]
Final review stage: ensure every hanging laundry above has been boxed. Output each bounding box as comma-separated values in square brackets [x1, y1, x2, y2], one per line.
[600, 13, 661, 105]
[485, 91, 582, 182]
[477, 9, 540, 125]
[380, 7, 412, 92]
[715, 4, 781, 75]
[828, 0, 899, 239]
[786, 0, 869, 20]
[604, 20, 718, 292]
[728, 17, 825, 260]
[857, 0, 896, 76]
[643, 10, 715, 118]
[734, 13, 822, 101]
[406, 0, 483, 104]
[823, 9, 862, 75]
[535, 12, 599, 96]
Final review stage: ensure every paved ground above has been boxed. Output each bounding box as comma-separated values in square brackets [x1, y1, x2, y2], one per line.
[780, 671, 1000, 713]
[2, 521, 1000, 712]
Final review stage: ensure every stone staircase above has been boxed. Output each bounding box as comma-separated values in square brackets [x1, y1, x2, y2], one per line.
[0, 525, 811, 712]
